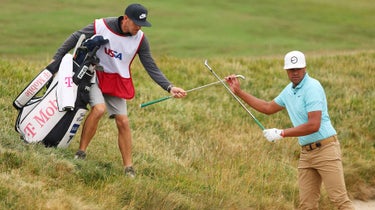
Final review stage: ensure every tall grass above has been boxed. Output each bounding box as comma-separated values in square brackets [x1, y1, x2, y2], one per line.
[1, 51, 374, 209]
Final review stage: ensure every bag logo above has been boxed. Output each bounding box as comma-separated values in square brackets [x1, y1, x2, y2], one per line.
[65, 77, 73, 87]
[26, 71, 51, 97]
[23, 99, 58, 138]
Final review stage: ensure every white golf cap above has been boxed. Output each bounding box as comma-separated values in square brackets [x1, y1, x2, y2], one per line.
[283, 50, 306, 69]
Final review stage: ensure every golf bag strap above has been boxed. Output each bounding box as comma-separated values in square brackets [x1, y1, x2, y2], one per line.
[13, 69, 53, 109]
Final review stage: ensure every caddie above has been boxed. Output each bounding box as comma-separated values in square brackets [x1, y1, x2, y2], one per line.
[52, 3, 187, 177]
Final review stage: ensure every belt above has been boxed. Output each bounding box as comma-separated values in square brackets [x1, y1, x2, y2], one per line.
[301, 135, 337, 151]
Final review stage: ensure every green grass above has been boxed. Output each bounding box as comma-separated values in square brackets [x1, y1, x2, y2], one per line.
[1, 0, 374, 59]
[1, 0, 375, 209]
[1, 52, 374, 209]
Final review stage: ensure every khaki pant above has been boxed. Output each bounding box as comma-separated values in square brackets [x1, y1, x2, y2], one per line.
[298, 138, 355, 210]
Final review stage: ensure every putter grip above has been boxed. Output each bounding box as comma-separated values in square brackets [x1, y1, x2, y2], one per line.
[140, 96, 172, 108]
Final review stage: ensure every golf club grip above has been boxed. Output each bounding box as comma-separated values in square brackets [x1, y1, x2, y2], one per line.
[140, 96, 172, 108]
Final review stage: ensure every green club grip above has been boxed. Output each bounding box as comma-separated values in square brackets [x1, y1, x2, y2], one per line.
[140, 96, 172, 108]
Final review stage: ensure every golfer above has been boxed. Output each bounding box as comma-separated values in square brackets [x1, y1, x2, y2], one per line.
[52, 3, 186, 177]
[225, 51, 354, 209]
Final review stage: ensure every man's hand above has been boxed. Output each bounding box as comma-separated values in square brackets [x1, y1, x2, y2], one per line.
[263, 128, 284, 142]
[170, 86, 187, 98]
[225, 74, 241, 94]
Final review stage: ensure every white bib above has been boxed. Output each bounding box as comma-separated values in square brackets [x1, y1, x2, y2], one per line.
[94, 18, 144, 78]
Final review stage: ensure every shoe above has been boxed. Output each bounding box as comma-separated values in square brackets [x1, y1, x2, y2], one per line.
[124, 166, 136, 178]
[74, 150, 86, 160]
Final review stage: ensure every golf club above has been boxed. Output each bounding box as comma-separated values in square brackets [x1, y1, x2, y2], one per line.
[140, 75, 245, 108]
[204, 59, 265, 130]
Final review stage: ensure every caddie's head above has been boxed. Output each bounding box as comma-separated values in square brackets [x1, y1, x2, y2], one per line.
[124, 3, 152, 27]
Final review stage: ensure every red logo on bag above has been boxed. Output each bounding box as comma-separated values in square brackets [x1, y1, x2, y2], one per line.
[25, 71, 51, 97]
[65, 77, 73, 87]
[23, 99, 58, 138]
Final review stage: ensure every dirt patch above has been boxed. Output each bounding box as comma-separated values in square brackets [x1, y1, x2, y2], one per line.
[353, 200, 375, 210]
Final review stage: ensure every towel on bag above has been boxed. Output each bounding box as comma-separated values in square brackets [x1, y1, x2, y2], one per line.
[56, 54, 77, 111]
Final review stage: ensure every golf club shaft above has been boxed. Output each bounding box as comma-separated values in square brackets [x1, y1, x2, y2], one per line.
[204, 60, 265, 130]
[72, 34, 86, 57]
[140, 75, 245, 108]
[186, 75, 244, 93]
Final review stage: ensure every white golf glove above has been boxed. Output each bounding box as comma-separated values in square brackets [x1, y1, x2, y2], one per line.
[263, 128, 284, 142]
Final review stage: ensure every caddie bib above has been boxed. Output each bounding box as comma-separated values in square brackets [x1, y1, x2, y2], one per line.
[94, 18, 144, 99]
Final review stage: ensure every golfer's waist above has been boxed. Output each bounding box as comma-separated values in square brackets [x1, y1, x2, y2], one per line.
[301, 135, 338, 151]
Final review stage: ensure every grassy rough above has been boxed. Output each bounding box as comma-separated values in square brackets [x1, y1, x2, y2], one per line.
[1, 51, 374, 209]
[1, 0, 374, 208]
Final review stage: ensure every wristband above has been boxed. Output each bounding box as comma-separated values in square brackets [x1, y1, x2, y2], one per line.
[167, 84, 174, 93]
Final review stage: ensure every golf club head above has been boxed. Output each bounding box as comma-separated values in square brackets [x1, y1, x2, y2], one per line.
[236, 75, 245, 80]
[204, 59, 211, 70]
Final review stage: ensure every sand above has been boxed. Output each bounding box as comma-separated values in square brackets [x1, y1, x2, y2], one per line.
[353, 200, 375, 210]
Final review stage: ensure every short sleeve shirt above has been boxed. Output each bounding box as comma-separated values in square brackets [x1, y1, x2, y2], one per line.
[274, 73, 336, 145]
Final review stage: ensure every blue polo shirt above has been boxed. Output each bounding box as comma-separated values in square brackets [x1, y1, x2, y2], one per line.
[274, 73, 336, 146]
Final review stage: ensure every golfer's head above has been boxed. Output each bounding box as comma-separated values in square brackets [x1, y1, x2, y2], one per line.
[124, 4, 152, 27]
[283, 50, 306, 70]
[283, 50, 307, 86]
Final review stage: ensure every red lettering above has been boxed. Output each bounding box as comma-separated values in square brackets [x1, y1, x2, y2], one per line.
[24, 71, 52, 97]
[48, 99, 58, 110]
[42, 71, 50, 78]
[34, 110, 49, 128]
[33, 99, 58, 127]
[45, 107, 55, 116]
[25, 78, 45, 97]
[104, 47, 113, 57]
[23, 122, 36, 138]
[65, 77, 73, 87]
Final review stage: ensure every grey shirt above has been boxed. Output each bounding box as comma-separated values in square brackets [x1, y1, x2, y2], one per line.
[53, 16, 172, 92]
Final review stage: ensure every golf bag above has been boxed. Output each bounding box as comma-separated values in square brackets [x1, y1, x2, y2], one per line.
[13, 35, 108, 148]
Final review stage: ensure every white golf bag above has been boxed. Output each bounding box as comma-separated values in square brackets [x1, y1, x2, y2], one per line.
[13, 35, 108, 148]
